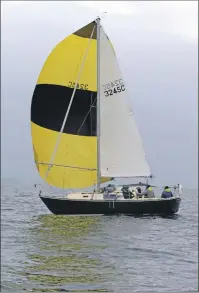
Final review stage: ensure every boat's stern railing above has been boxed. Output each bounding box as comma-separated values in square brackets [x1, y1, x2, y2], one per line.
[172, 184, 183, 198]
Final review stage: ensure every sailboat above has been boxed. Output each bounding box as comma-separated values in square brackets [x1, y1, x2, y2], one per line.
[31, 18, 182, 215]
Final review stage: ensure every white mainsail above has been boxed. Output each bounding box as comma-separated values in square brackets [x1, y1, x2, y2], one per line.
[99, 25, 151, 178]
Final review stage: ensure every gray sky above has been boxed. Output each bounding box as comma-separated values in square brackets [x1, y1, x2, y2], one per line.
[1, 1, 198, 188]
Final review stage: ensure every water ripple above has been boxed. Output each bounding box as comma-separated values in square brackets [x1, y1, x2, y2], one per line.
[1, 182, 198, 292]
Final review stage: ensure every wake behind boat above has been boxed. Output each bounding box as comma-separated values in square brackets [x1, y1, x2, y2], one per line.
[31, 18, 182, 216]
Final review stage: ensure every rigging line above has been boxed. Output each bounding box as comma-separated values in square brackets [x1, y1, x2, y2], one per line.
[36, 161, 96, 171]
[77, 95, 97, 135]
[63, 94, 97, 159]
[63, 95, 97, 162]
[62, 37, 85, 158]
[90, 92, 93, 136]
[44, 23, 96, 181]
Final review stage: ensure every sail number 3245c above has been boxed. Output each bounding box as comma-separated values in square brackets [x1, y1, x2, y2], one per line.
[102, 79, 126, 97]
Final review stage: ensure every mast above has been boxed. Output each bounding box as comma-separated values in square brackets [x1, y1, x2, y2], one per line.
[96, 17, 101, 192]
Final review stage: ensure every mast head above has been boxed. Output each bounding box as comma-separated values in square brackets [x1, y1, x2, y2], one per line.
[96, 17, 101, 22]
[96, 11, 107, 22]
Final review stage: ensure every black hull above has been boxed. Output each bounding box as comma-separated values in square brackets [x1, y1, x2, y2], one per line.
[40, 196, 181, 216]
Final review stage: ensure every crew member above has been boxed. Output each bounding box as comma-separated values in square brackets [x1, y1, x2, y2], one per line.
[161, 186, 173, 198]
[140, 185, 155, 198]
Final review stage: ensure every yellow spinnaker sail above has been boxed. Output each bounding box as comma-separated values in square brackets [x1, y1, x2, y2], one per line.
[31, 21, 111, 189]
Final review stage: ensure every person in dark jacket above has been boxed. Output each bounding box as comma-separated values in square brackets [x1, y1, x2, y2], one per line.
[161, 186, 173, 198]
[136, 187, 142, 194]
[136, 186, 142, 198]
